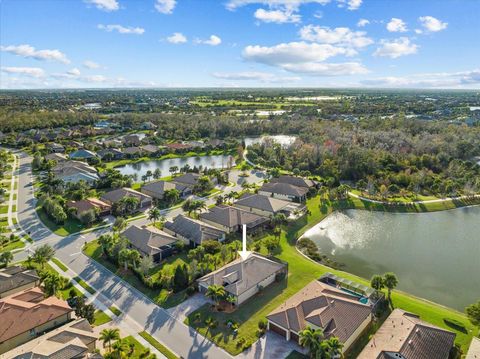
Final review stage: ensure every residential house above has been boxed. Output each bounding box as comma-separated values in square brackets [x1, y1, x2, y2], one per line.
[123, 147, 143, 158]
[123, 134, 142, 147]
[206, 139, 226, 149]
[140, 121, 157, 130]
[46, 143, 65, 153]
[172, 172, 201, 188]
[68, 149, 97, 161]
[4, 318, 98, 359]
[198, 252, 287, 305]
[358, 308, 456, 359]
[183, 140, 205, 149]
[269, 175, 319, 190]
[141, 144, 161, 156]
[97, 148, 124, 161]
[94, 120, 113, 129]
[66, 198, 111, 221]
[44, 153, 68, 164]
[466, 337, 480, 359]
[259, 182, 309, 202]
[0, 266, 39, 298]
[100, 187, 152, 209]
[122, 225, 179, 263]
[0, 287, 73, 354]
[141, 180, 191, 200]
[267, 280, 372, 352]
[52, 161, 99, 186]
[233, 193, 306, 218]
[163, 214, 226, 247]
[165, 142, 193, 152]
[199, 205, 269, 233]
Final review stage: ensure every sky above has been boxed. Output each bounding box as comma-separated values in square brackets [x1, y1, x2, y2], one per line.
[1, 0, 479, 89]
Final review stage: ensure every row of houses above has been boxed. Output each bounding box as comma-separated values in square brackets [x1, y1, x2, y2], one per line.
[0, 266, 100, 358]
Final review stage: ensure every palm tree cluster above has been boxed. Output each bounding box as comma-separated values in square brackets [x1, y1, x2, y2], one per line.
[371, 272, 399, 305]
[182, 199, 206, 217]
[299, 327, 344, 359]
[99, 328, 157, 359]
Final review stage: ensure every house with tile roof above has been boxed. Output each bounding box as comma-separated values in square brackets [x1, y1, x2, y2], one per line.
[233, 193, 306, 218]
[122, 225, 179, 263]
[66, 198, 111, 221]
[100, 187, 152, 210]
[198, 252, 287, 305]
[270, 175, 319, 189]
[163, 214, 226, 247]
[0, 287, 74, 354]
[199, 205, 269, 233]
[68, 149, 97, 161]
[259, 182, 309, 202]
[52, 161, 99, 186]
[0, 266, 39, 299]
[141, 180, 191, 200]
[267, 280, 372, 352]
[357, 308, 456, 359]
[3, 318, 98, 359]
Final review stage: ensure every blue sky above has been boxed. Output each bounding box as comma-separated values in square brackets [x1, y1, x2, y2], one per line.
[1, 0, 479, 89]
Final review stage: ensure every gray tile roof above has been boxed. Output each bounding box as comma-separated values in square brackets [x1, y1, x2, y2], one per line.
[101, 187, 152, 204]
[172, 173, 201, 186]
[260, 182, 309, 197]
[267, 280, 371, 344]
[163, 215, 225, 245]
[199, 205, 269, 229]
[0, 266, 39, 296]
[198, 253, 286, 297]
[358, 309, 456, 359]
[122, 225, 177, 256]
[142, 180, 188, 197]
[234, 193, 295, 213]
[270, 175, 317, 188]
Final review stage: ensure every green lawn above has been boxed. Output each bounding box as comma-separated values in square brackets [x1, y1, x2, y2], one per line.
[109, 305, 122, 316]
[36, 207, 85, 236]
[93, 310, 112, 326]
[186, 195, 477, 355]
[0, 205, 8, 214]
[138, 331, 178, 359]
[52, 257, 68, 271]
[73, 276, 96, 295]
[83, 240, 189, 308]
[122, 335, 150, 359]
[0, 239, 25, 252]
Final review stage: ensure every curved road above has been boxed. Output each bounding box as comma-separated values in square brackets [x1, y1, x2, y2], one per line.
[14, 151, 236, 359]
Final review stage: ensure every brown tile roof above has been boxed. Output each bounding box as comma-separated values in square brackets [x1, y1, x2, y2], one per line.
[0, 287, 73, 343]
[199, 205, 269, 229]
[358, 309, 456, 359]
[267, 280, 371, 343]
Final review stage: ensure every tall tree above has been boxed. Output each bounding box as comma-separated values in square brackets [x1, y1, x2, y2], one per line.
[299, 326, 324, 358]
[100, 328, 120, 352]
[383, 272, 399, 303]
[33, 244, 55, 269]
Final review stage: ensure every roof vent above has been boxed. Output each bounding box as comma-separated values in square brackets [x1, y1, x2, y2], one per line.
[408, 339, 414, 346]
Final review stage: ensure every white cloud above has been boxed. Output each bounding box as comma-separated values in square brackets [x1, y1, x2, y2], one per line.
[0, 44, 70, 64]
[83, 75, 108, 83]
[374, 37, 418, 58]
[357, 18, 369, 27]
[226, 0, 331, 11]
[299, 25, 373, 48]
[1, 66, 45, 78]
[212, 71, 301, 82]
[336, 0, 362, 10]
[83, 60, 101, 69]
[254, 8, 301, 23]
[67, 68, 81, 76]
[242, 41, 367, 76]
[97, 24, 145, 35]
[155, 0, 176, 14]
[361, 69, 480, 88]
[418, 16, 448, 33]
[196, 35, 222, 46]
[84, 0, 119, 11]
[167, 32, 187, 44]
[386, 18, 407, 32]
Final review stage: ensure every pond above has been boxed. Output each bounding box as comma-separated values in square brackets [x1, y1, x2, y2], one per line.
[304, 206, 480, 311]
[244, 135, 297, 148]
[116, 154, 235, 179]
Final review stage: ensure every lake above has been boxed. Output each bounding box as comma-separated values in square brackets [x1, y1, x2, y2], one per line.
[116, 154, 235, 178]
[244, 135, 297, 148]
[304, 207, 480, 311]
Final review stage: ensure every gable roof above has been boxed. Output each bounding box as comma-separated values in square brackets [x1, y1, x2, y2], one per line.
[101, 187, 151, 204]
[122, 225, 177, 256]
[53, 160, 97, 176]
[358, 309, 456, 359]
[172, 172, 201, 186]
[0, 287, 73, 343]
[164, 215, 225, 245]
[267, 280, 371, 343]
[270, 175, 317, 188]
[199, 205, 269, 229]
[0, 266, 39, 296]
[68, 149, 97, 159]
[142, 180, 189, 196]
[45, 153, 68, 163]
[234, 193, 295, 213]
[141, 144, 160, 153]
[198, 253, 286, 297]
[260, 182, 309, 197]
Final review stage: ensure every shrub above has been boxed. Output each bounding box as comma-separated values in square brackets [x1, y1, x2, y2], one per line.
[258, 319, 267, 330]
[186, 285, 196, 296]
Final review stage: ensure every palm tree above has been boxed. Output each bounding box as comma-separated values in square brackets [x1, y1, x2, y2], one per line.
[111, 338, 128, 359]
[370, 274, 385, 292]
[118, 249, 131, 271]
[164, 188, 180, 205]
[43, 272, 62, 297]
[112, 217, 127, 233]
[99, 328, 120, 352]
[148, 207, 161, 225]
[299, 326, 324, 358]
[205, 284, 226, 309]
[383, 272, 399, 303]
[153, 168, 162, 180]
[32, 244, 55, 269]
[324, 337, 344, 358]
[129, 249, 140, 269]
[0, 251, 13, 267]
[98, 234, 114, 254]
[204, 316, 218, 334]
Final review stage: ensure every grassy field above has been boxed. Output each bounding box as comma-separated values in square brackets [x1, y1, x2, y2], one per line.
[83, 240, 189, 308]
[138, 331, 179, 359]
[109, 305, 122, 316]
[52, 257, 68, 271]
[0, 238, 25, 252]
[93, 310, 112, 326]
[73, 276, 96, 294]
[36, 207, 85, 236]
[0, 205, 8, 214]
[186, 195, 477, 355]
[122, 335, 150, 359]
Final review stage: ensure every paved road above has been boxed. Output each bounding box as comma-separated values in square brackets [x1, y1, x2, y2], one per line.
[13, 151, 266, 359]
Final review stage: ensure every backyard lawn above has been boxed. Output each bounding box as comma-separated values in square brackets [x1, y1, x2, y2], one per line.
[93, 310, 112, 326]
[83, 240, 189, 308]
[186, 194, 477, 355]
[36, 207, 85, 236]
